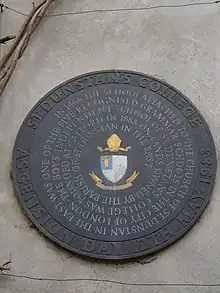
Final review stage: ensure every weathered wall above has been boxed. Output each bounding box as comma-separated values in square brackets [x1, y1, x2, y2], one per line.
[0, 1, 220, 292]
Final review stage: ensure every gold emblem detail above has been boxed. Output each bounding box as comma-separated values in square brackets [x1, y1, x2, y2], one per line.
[89, 171, 139, 191]
[97, 134, 131, 152]
[89, 133, 139, 191]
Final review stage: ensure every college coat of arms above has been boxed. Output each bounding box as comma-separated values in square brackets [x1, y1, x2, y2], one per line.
[100, 155, 127, 183]
[90, 134, 139, 191]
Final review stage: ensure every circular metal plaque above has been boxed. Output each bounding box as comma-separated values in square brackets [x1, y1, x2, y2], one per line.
[12, 70, 217, 259]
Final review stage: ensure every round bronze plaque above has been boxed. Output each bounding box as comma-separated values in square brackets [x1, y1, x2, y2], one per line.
[12, 70, 217, 259]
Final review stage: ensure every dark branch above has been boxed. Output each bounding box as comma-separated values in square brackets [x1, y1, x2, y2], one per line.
[0, 36, 16, 44]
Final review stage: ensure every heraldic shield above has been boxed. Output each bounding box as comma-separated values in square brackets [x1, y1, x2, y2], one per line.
[100, 155, 127, 183]
[89, 134, 139, 191]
